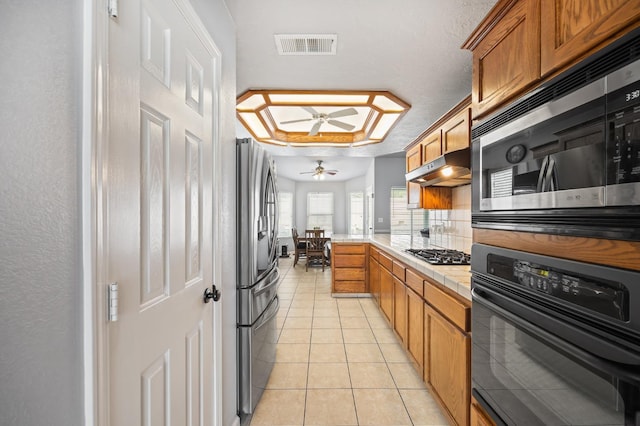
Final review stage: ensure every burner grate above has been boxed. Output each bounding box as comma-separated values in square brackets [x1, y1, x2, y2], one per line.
[405, 248, 470, 265]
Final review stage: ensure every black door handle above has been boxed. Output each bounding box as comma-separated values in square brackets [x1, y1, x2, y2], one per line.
[203, 285, 221, 303]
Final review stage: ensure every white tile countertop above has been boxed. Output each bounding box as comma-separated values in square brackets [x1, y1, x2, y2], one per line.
[330, 234, 471, 301]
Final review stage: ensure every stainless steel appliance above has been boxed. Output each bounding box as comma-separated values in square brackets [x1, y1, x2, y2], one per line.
[471, 243, 640, 425]
[472, 29, 640, 240]
[405, 248, 470, 265]
[236, 138, 280, 424]
[405, 147, 471, 187]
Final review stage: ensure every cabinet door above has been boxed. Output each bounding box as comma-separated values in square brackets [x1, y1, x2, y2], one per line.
[393, 277, 407, 345]
[380, 266, 394, 324]
[428, 306, 471, 426]
[422, 130, 442, 163]
[406, 287, 424, 374]
[471, 397, 496, 426]
[541, 0, 640, 76]
[369, 256, 380, 304]
[442, 107, 470, 154]
[407, 181, 421, 209]
[406, 144, 422, 171]
[468, 0, 541, 118]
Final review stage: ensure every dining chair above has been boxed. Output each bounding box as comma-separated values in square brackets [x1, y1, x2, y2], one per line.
[305, 229, 326, 271]
[292, 228, 306, 267]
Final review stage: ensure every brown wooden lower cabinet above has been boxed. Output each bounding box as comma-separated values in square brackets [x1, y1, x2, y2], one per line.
[361, 245, 472, 425]
[369, 255, 380, 304]
[406, 286, 424, 374]
[332, 243, 368, 293]
[379, 264, 394, 323]
[426, 305, 471, 426]
[470, 396, 496, 426]
[393, 276, 407, 345]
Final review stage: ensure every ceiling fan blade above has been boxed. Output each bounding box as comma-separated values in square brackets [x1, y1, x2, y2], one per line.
[325, 171, 338, 175]
[299, 171, 315, 174]
[280, 118, 313, 124]
[327, 107, 357, 119]
[302, 106, 319, 116]
[309, 121, 322, 136]
[327, 119, 355, 131]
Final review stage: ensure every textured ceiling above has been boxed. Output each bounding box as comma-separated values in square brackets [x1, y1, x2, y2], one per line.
[226, 0, 497, 179]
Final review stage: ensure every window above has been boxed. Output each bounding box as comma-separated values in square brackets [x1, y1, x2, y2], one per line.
[348, 192, 364, 234]
[390, 186, 428, 235]
[307, 192, 333, 232]
[277, 192, 293, 238]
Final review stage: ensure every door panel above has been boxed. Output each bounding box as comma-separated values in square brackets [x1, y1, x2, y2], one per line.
[107, 0, 219, 424]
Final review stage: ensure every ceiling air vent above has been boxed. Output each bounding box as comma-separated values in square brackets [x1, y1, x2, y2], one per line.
[274, 34, 338, 55]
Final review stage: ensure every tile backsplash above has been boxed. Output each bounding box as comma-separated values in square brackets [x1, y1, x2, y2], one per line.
[426, 184, 472, 254]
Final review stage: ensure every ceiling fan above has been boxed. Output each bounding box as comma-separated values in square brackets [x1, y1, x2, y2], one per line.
[300, 160, 338, 179]
[280, 107, 358, 136]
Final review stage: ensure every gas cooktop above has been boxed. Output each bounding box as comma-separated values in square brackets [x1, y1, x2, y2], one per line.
[405, 248, 471, 265]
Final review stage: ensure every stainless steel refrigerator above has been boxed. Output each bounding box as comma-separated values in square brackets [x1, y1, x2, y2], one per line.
[236, 138, 280, 424]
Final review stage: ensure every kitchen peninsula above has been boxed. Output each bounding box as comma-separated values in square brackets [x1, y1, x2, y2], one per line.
[330, 234, 472, 426]
[330, 234, 471, 301]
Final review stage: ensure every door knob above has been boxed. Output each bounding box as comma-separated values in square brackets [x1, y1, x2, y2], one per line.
[204, 285, 221, 303]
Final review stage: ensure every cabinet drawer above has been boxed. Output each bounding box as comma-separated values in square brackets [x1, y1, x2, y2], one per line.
[369, 245, 379, 260]
[334, 268, 366, 281]
[405, 269, 424, 298]
[424, 280, 470, 332]
[334, 244, 365, 255]
[334, 254, 366, 268]
[392, 261, 406, 281]
[379, 252, 393, 271]
[333, 280, 366, 293]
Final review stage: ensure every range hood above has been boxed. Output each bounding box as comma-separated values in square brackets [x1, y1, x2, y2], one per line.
[405, 147, 471, 187]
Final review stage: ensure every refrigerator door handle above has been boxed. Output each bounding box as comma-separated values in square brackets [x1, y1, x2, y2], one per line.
[254, 295, 279, 331]
[254, 268, 280, 297]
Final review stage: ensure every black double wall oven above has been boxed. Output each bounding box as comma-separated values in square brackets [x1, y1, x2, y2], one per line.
[471, 29, 640, 426]
[471, 244, 640, 425]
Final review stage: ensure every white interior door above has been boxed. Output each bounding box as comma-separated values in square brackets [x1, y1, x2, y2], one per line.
[105, 0, 220, 424]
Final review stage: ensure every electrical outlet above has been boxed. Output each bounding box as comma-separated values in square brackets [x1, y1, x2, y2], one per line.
[378, 218, 383, 223]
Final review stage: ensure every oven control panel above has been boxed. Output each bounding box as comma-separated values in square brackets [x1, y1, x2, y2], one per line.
[487, 254, 628, 321]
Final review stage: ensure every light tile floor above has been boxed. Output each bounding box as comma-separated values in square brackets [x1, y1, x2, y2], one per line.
[250, 257, 449, 426]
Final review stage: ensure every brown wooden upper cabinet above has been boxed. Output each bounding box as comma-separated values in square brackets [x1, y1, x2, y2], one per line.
[406, 143, 422, 172]
[540, 0, 640, 76]
[442, 107, 471, 154]
[462, 0, 541, 119]
[463, 0, 640, 119]
[404, 96, 471, 209]
[421, 130, 442, 164]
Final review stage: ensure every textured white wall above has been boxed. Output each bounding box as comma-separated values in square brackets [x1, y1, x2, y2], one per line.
[374, 157, 406, 233]
[0, 1, 83, 424]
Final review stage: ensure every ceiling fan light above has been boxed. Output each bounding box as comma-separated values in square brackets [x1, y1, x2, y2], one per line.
[236, 90, 410, 147]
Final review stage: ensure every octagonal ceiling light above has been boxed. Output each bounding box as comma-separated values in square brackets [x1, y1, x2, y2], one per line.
[236, 90, 410, 148]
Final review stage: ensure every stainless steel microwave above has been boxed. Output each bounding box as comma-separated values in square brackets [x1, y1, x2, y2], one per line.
[472, 29, 640, 241]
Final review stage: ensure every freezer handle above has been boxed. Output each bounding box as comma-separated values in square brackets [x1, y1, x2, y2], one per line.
[255, 296, 279, 331]
[254, 267, 280, 297]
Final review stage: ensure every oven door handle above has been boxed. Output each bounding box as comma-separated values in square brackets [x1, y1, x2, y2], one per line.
[472, 284, 640, 379]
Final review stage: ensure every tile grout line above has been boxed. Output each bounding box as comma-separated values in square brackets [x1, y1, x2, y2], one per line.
[361, 297, 417, 426]
[338, 296, 361, 426]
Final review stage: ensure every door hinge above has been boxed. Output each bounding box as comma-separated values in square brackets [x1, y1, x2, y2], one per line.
[108, 282, 119, 322]
[108, 0, 118, 18]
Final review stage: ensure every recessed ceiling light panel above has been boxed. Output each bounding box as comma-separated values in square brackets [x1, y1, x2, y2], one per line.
[236, 90, 410, 148]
